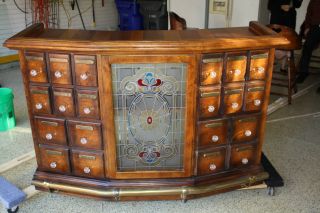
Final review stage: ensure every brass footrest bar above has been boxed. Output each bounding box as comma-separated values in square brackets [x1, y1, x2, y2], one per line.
[32, 172, 269, 201]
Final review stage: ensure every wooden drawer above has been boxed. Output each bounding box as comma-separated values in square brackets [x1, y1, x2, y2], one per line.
[197, 148, 226, 175]
[68, 121, 102, 150]
[74, 55, 97, 87]
[249, 52, 269, 80]
[245, 83, 265, 112]
[200, 56, 223, 86]
[232, 116, 259, 143]
[199, 86, 221, 119]
[30, 86, 51, 115]
[230, 144, 257, 168]
[198, 119, 228, 147]
[71, 150, 105, 179]
[223, 84, 244, 114]
[39, 145, 70, 173]
[49, 54, 72, 85]
[77, 90, 100, 119]
[226, 54, 247, 83]
[25, 52, 47, 83]
[53, 88, 75, 117]
[35, 117, 67, 146]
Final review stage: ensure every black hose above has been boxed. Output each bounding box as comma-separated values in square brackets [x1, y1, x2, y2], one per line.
[14, 0, 28, 14]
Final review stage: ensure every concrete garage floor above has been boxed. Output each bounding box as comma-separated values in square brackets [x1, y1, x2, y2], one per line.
[0, 61, 320, 213]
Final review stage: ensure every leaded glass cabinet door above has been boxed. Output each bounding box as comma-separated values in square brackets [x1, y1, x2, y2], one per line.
[104, 56, 196, 179]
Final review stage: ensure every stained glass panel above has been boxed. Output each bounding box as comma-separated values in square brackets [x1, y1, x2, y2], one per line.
[111, 63, 187, 171]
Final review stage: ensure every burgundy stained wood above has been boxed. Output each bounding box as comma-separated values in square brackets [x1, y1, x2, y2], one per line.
[197, 147, 226, 175]
[230, 144, 257, 168]
[25, 52, 47, 83]
[198, 119, 228, 147]
[53, 87, 75, 117]
[29, 86, 51, 115]
[74, 55, 98, 87]
[76, 89, 100, 119]
[199, 86, 221, 119]
[249, 51, 269, 80]
[232, 116, 259, 143]
[35, 117, 67, 146]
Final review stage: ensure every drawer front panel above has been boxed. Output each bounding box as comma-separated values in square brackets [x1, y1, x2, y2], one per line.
[201, 56, 223, 85]
[75, 55, 97, 87]
[35, 117, 67, 145]
[49, 54, 72, 85]
[223, 85, 244, 114]
[199, 86, 221, 119]
[245, 83, 265, 112]
[226, 55, 247, 82]
[197, 148, 226, 175]
[71, 150, 104, 179]
[68, 121, 102, 150]
[30, 86, 51, 115]
[26, 52, 47, 83]
[232, 116, 258, 143]
[77, 90, 100, 119]
[249, 52, 268, 80]
[230, 144, 257, 168]
[53, 88, 75, 117]
[198, 119, 228, 147]
[39, 145, 70, 173]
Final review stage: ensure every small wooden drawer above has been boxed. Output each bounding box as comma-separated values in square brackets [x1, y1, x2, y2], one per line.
[226, 54, 247, 82]
[49, 54, 72, 85]
[53, 88, 75, 117]
[197, 148, 226, 175]
[200, 56, 223, 85]
[25, 52, 47, 83]
[223, 84, 244, 114]
[245, 83, 265, 112]
[68, 121, 102, 150]
[77, 90, 100, 119]
[230, 144, 257, 168]
[30, 86, 51, 115]
[249, 52, 269, 80]
[35, 117, 67, 146]
[198, 119, 228, 147]
[232, 116, 259, 143]
[75, 55, 97, 87]
[39, 145, 70, 173]
[199, 86, 221, 119]
[71, 150, 105, 179]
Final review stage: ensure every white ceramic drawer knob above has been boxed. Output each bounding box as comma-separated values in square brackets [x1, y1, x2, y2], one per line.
[234, 69, 241, 75]
[54, 71, 62, 78]
[80, 73, 88, 80]
[50, 162, 57, 169]
[46, 133, 53, 140]
[242, 158, 249, 165]
[59, 105, 66, 112]
[254, 99, 261, 106]
[208, 105, 215, 113]
[83, 107, 91, 114]
[30, 69, 38, 77]
[245, 130, 252, 137]
[210, 71, 217, 78]
[209, 163, 217, 171]
[35, 103, 43, 110]
[80, 137, 88, 145]
[231, 102, 239, 109]
[257, 67, 265, 73]
[211, 135, 219, 143]
[83, 167, 91, 174]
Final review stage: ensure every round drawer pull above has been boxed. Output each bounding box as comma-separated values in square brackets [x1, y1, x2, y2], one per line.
[210, 71, 217, 78]
[254, 99, 261, 106]
[209, 163, 217, 171]
[208, 105, 215, 113]
[46, 133, 53, 140]
[80, 137, 88, 145]
[242, 158, 249, 165]
[35, 103, 43, 110]
[80, 73, 88, 80]
[245, 130, 252, 137]
[257, 67, 265, 73]
[234, 69, 241, 75]
[83, 107, 91, 114]
[54, 71, 62, 78]
[59, 105, 66, 112]
[211, 135, 219, 143]
[50, 162, 57, 169]
[30, 69, 38, 77]
[83, 167, 91, 174]
[231, 102, 239, 109]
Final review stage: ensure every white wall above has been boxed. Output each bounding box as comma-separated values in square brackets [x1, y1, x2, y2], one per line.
[295, 0, 309, 32]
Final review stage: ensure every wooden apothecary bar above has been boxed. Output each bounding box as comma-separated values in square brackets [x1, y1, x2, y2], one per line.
[4, 22, 288, 201]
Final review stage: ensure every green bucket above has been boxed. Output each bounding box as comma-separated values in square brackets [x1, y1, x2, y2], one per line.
[0, 88, 16, 131]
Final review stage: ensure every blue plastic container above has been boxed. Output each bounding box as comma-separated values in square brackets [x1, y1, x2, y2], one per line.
[115, 0, 143, 30]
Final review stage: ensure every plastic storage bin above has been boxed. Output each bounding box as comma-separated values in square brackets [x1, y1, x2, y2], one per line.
[0, 88, 15, 131]
[115, 0, 143, 30]
[138, 0, 168, 30]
